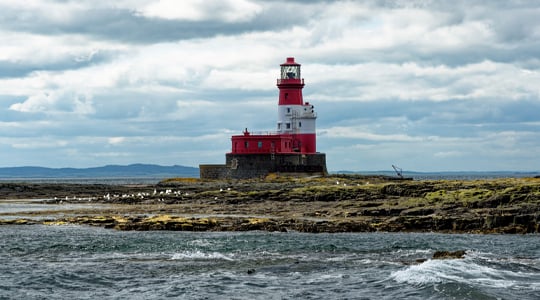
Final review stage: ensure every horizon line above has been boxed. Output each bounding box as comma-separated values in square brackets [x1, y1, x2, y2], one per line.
[0, 164, 538, 174]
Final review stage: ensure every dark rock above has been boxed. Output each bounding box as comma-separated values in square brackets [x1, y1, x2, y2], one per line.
[432, 250, 466, 259]
[400, 207, 435, 216]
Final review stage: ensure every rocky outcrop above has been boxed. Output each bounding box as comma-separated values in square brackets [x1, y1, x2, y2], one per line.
[1, 176, 539, 233]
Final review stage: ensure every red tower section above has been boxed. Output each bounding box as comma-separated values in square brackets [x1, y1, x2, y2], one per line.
[277, 57, 304, 106]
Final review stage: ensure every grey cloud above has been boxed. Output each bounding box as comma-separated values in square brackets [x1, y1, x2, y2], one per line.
[0, 3, 312, 44]
[317, 98, 540, 138]
[0, 50, 119, 78]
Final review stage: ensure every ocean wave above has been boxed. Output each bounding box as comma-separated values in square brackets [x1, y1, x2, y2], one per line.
[467, 250, 540, 270]
[389, 255, 539, 290]
[171, 250, 234, 261]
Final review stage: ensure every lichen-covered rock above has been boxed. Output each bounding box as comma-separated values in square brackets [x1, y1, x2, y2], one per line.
[1, 176, 539, 233]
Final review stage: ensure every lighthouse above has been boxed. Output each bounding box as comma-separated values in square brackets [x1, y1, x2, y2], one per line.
[276, 57, 317, 153]
[199, 57, 327, 179]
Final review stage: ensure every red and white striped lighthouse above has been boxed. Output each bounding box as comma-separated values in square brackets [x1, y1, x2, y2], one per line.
[276, 57, 317, 153]
[228, 57, 318, 155]
[200, 57, 327, 179]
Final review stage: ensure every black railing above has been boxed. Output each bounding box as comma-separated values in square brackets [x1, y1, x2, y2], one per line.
[277, 78, 304, 85]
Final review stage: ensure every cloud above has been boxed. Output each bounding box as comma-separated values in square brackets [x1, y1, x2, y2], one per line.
[9, 90, 95, 115]
[107, 137, 126, 145]
[136, 0, 262, 22]
[1, 0, 539, 171]
[433, 151, 464, 158]
[11, 139, 68, 150]
[321, 126, 425, 142]
[0, 0, 308, 44]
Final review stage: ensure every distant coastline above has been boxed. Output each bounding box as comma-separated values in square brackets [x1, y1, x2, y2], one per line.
[0, 164, 199, 179]
[0, 164, 538, 181]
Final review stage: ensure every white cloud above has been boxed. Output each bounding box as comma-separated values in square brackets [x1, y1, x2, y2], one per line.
[136, 0, 262, 22]
[321, 126, 425, 142]
[307, 60, 540, 102]
[203, 69, 275, 91]
[9, 89, 95, 115]
[9, 92, 56, 113]
[90, 152, 132, 158]
[108, 137, 126, 145]
[11, 139, 68, 149]
[433, 151, 463, 158]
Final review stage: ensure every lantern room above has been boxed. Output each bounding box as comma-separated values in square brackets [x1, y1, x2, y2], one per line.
[281, 58, 301, 79]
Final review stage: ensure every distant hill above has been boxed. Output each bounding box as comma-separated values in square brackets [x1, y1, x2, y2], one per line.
[0, 164, 199, 178]
[2, 164, 537, 180]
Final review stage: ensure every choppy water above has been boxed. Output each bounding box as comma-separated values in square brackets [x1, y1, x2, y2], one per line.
[0, 226, 538, 299]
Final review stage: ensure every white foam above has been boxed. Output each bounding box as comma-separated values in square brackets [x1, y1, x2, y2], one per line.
[187, 239, 213, 247]
[390, 256, 539, 289]
[171, 250, 234, 261]
[393, 248, 431, 255]
[391, 259, 458, 285]
[468, 250, 540, 270]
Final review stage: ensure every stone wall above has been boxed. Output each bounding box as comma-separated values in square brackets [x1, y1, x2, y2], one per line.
[199, 164, 230, 180]
[199, 153, 327, 179]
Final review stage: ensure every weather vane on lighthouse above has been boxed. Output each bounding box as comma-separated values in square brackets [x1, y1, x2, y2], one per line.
[200, 57, 327, 179]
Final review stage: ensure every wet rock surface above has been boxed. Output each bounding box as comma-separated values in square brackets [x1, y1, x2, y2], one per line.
[1, 175, 539, 233]
[432, 250, 466, 259]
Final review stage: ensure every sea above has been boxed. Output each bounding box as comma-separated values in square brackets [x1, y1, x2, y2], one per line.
[1, 173, 539, 299]
[0, 226, 538, 300]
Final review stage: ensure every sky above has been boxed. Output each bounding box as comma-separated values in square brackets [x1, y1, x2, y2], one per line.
[1, 0, 540, 172]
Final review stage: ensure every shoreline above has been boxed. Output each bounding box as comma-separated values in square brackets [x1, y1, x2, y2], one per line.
[1, 175, 539, 234]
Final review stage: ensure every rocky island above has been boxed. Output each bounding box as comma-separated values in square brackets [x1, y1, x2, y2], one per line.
[1, 175, 539, 234]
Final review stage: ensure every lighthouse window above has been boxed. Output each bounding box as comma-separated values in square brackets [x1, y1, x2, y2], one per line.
[287, 107, 291, 113]
[258, 141, 263, 148]
[281, 65, 300, 79]
[286, 123, 291, 129]
[244, 141, 249, 148]
[299, 122, 302, 127]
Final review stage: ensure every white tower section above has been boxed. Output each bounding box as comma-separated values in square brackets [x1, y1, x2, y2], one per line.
[276, 104, 317, 135]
